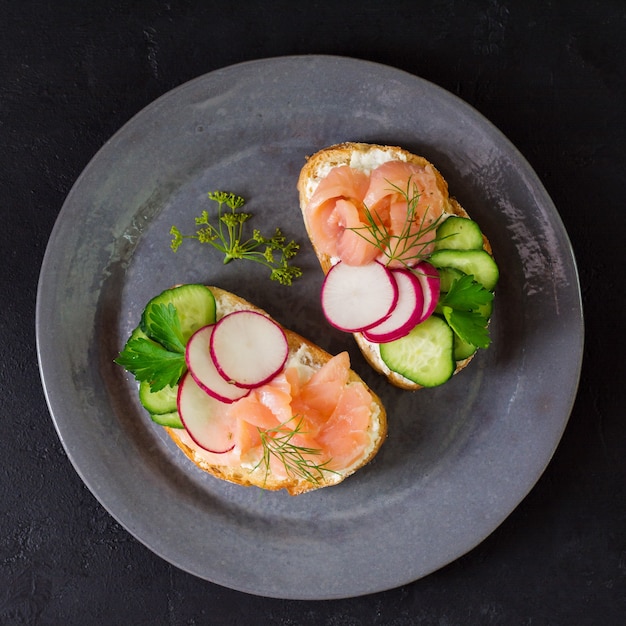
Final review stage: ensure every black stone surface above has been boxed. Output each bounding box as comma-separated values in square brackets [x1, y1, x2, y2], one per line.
[1, 1, 624, 623]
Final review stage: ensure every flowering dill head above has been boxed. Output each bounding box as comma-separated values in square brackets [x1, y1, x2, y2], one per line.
[170, 191, 302, 285]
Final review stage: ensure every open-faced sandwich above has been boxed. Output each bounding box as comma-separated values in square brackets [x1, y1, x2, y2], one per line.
[297, 142, 499, 390]
[116, 284, 386, 495]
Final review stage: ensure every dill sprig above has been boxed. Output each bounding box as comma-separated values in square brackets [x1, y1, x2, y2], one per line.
[170, 191, 302, 286]
[349, 177, 445, 267]
[254, 416, 339, 486]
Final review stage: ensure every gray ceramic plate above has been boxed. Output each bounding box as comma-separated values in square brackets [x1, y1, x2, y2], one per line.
[37, 56, 583, 599]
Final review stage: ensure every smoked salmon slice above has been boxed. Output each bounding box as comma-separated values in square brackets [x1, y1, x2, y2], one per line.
[333, 199, 380, 265]
[304, 166, 380, 265]
[306, 160, 446, 267]
[199, 351, 374, 474]
[291, 351, 351, 434]
[306, 165, 370, 212]
[364, 161, 446, 266]
[318, 382, 373, 470]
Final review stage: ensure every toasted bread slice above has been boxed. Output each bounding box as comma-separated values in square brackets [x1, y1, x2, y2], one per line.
[297, 142, 493, 390]
[165, 286, 387, 496]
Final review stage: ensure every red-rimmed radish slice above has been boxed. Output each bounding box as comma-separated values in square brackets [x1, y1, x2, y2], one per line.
[177, 372, 236, 453]
[210, 310, 288, 389]
[320, 261, 398, 332]
[413, 261, 440, 323]
[186, 325, 250, 403]
[362, 269, 424, 343]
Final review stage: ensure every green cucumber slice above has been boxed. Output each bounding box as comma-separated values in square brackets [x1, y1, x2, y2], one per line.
[380, 315, 455, 387]
[477, 298, 493, 320]
[123, 321, 185, 427]
[140, 284, 216, 344]
[149, 411, 184, 429]
[429, 249, 499, 291]
[437, 266, 465, 293]
[454, 334, 477, 361]
[139, 379, 178, 415]
[435, 216, 484, 251]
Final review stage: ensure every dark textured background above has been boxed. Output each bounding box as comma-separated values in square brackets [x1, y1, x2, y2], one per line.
[2, 1, 625, 624]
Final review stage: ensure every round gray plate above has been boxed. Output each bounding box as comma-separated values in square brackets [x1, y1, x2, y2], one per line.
[36, 56, 583, 600]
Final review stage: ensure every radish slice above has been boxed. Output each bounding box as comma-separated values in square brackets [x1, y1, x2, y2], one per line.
[413, 261, 441, 323]
[321, 261, 398, 332]
[177, 372, 236, 453]
[210, 310, 289, 388]
[362, 269, 424, 343]
[186, 325, 250, 403]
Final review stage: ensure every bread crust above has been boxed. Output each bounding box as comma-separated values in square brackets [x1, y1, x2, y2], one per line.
[297, 142, 492, 390]
[164, 286, 387, 496]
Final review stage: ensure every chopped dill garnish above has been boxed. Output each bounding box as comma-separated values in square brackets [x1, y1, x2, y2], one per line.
[254, 416, 339, 486]
[349, 177, 446, 267]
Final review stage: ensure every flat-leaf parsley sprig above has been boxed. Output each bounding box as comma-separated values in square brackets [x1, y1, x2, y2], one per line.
[170, 191, 303, 286]
[114, 303, 187, 392]
[438, 274, 494, 349]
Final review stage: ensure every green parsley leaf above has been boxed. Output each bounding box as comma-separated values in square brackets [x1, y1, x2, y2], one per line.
[114, 337, 186, 392]
[441, 306, 491, 349]
[142, 303, 186, 354]
[439, 274, 494, 348]
[439, 273, 494, 311]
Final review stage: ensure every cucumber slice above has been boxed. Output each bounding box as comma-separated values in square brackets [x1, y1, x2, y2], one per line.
[429, 249, 499, 291]
[122, 322, 185, 427]
[437, 266, 465, 293]
[454, 334, 477, 361]
[477, 298, 493, 320]
[380, 316, 455, 387]
[149, 411, 184, 429]
[141, 284, 216, 344]
[139, 379, 178, 414]
[434, 216, 484, 251]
